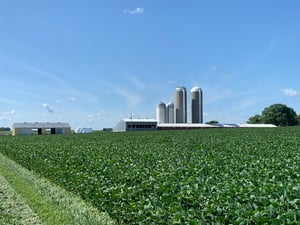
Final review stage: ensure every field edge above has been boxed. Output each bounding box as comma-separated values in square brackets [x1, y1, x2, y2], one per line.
[0, 152, 116, 225]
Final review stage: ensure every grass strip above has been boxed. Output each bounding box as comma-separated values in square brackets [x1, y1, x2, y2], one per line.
[0, 173, 43, 225]
[0, 153, 116, 225]
[0, 154, 71, 224]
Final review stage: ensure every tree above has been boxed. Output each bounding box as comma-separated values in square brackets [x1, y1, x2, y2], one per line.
[297, 115, 300, 125]
[205, 120, 219, 125]
[247, 114, 262, 124]
[0, 127, 10, 131]
[261, 104, 298, 126]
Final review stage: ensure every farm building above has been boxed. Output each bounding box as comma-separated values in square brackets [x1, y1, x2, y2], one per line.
[238, 123, 277, 128]
[114, 118, 157, 132]
[12, 122, 71, 135]
[74, 127, 92, 134]
[157, 123, 216, 130]
[157, 123, 277, 130]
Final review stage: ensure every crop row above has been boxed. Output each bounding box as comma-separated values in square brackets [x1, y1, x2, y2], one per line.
[1, 128, 300, 224]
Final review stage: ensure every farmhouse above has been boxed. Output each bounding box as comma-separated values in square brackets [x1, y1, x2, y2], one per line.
[12, 122, 71, 135]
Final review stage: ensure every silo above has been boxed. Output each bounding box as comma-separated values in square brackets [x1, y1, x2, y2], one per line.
[156, 102, 166, 124]
[174, 86, 187, 123]
[166, 102, 174, 123]
[190, 87, 203, 123]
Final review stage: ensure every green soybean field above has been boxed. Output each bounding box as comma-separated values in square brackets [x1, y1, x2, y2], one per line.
[1, 128, 300, 224]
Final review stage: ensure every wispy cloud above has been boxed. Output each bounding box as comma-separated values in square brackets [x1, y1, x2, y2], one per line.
[61, 88, 98, 104]
[233, 94, 274, 110]
[126, 75, 147, 91]
[115, 87, 142, 108]
[204, 87, 235, 104]
[0, 97, 18, 104]
[105, 81, 142, 108]
[42, 103, 54, 113]
[124, 7, 144, 15]
[55, 97, 76, 104]
[18, 62, 62, 82]
[87, 111, 109, 122]
[19, 62, 96, 104]
[0, 110, 16, 117]
[282, 88, 298, 97]
[0, 110, 16, 122]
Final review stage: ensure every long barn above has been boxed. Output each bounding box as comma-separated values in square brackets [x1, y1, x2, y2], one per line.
[12, 122, 71, 135]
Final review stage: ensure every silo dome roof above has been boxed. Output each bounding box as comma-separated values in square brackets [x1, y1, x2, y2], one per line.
[191, 86, 202, 92]
[176, 86, 186, 91]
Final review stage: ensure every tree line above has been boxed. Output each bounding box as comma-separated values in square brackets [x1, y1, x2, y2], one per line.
[206, 103, 300, 126]
[0, 127, 11, 131]
[247, 103, 299, 126]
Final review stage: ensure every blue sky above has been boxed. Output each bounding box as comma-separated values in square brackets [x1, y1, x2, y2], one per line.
[0, 1, 300, 129]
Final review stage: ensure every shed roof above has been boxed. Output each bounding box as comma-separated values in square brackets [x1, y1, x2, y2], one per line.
[13, 122, 71, 129]
[238, 123, 277, 128]
[157, 123, 216, 128]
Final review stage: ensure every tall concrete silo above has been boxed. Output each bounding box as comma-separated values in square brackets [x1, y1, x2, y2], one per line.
[190, 87, 203, 123]
[166, 102, 174, 123]
[174, 86, 187, 123]
[156, 102, 166, 124]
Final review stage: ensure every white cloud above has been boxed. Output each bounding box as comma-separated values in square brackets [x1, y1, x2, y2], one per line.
[124, 7, 144, 15]
[68, 97, 76, 101]
[282, 88, 298, 97]
[42, 103, 54, 113]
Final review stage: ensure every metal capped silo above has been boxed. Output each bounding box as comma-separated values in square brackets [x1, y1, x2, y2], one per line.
[166, 102, 174, 123]
[156, 102, 166, 124]
[190, 86, 203, 123]
[174, 86, 187, 123]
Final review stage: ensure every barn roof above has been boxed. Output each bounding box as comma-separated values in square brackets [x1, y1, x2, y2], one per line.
[238, 123, 277, 128]
[13, 122, 71, 129]
[122, 118, 157, 123]
[157, 123, 216, 128]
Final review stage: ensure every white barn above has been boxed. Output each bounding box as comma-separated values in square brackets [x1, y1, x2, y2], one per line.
[114, 118, 157, 132]
[238, 124, 277, 128]
[75, 127, 93, 134]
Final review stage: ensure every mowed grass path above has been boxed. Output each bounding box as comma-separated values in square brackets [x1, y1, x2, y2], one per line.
[1, 128, 300, 224]
[0, 171, 43, 225]
[0, 153, 115, 225]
